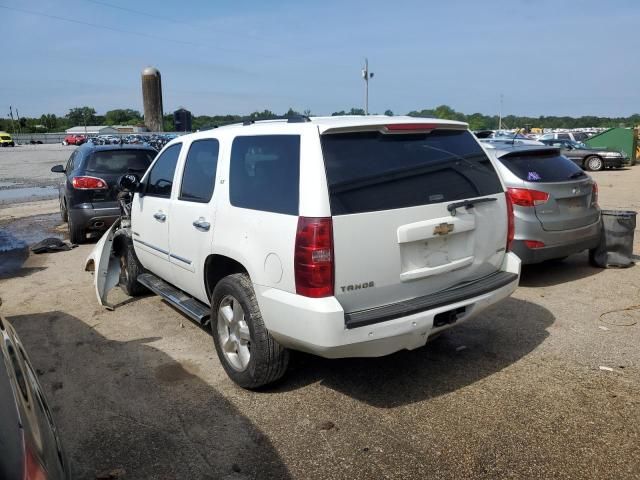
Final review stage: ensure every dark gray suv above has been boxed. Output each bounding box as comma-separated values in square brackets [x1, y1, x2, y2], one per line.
[51, 144, 156, 243]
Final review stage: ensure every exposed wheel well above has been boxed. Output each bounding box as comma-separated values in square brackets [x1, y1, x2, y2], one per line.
[204, 255, 249, 299]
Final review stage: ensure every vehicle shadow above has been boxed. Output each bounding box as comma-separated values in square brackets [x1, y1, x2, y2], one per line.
[519, 251, 602, 287]
[270, 297, 554, 408]
[8, 311, 291, 480]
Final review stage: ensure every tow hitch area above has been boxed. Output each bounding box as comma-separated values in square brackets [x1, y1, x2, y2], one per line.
[433, 306, 466, 327]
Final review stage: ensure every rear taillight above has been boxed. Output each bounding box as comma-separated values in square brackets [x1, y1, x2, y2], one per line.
[506, 192, 515, 252]
[507, 187, 549, 207]
[24, 442, 47, 480]
[592, 182, 599, 206]
[72, 176, 107, 190]
[294, 217, 334, 298]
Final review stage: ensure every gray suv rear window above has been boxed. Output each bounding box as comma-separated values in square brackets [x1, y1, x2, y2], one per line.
[320, 130, 503, 215]
[499, 151, 587, 182]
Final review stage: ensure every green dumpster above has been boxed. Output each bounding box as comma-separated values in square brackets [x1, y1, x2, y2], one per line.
[586, 127, 637, 166]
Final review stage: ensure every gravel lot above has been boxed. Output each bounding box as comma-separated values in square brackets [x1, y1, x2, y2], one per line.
[0, 147, 639, 479]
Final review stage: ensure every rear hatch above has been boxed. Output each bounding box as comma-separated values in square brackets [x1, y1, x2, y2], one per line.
[498, 149, 599, 231]
[83, 149, 155, 206]
[320, 124, 508, 314]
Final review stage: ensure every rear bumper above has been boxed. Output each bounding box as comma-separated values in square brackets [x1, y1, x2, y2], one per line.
[255, 252, 521, 358]
[511, 220, 602, 264]
[69, 204, 120, 231]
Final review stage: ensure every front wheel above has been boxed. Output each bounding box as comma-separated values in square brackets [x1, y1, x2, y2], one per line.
[119, 244, 147, 296]
[585, 156, 603, 171]
[211, 273, 289, 389]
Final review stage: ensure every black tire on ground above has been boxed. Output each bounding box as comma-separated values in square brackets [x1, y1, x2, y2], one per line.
[588, 248, 601, 268]
[584, 156, 603, 171]
[211, 273, 289, 389]
[60, 200, 68, 223]
[119, 243, 147, 296]
[67, 214, 84, 244]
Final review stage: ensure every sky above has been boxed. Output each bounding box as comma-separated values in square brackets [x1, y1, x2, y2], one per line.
[1, 0, 638, 118]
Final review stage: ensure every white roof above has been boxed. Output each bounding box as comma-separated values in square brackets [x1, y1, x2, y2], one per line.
[66, 125, 118, 134]
[310, 115, 467, 133]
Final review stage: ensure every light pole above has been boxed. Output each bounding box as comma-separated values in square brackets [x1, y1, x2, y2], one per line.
[362, 58, 374, 115]
[498, 93, 504, 131]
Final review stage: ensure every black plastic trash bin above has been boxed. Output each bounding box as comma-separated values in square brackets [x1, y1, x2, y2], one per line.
[590, 210, 637, 268]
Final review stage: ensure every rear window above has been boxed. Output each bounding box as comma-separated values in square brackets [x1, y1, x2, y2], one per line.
[86, 149, 154, 174]
[230, 135, 300, 215]
[499, 152, 586, 182]
[1, 136, 10, 140]
[320, 129, 503, 215]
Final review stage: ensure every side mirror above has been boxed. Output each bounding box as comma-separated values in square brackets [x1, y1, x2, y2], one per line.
[51, 165, 65, 173]
[118, 173, 141, 193]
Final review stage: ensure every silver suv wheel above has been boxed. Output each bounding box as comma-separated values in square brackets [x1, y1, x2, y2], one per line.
[216, 294, 251, 371]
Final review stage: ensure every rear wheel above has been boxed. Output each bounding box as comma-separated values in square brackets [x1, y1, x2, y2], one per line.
[211, 273, 289, 389]
[585, 156, 603, 171]
[119, 244, 147, 296]
[67, 214, 84, 244]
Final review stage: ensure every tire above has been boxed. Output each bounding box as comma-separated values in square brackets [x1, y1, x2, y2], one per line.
[585, 156, 603, 171]
[67, 213, 84, 244]
[60, 199, 68, 223]
[211, 273, 289, 389]
[119, 244, 147, 296]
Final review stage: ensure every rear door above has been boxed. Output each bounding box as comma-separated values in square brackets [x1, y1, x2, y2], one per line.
[131, 143, 182, 282]
[498, 149, 600, 231]
[169, 138, 220, 302]
[321, 126, 508, 313]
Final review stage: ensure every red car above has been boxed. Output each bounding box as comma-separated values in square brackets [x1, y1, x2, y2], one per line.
[62, 134, 86, 146]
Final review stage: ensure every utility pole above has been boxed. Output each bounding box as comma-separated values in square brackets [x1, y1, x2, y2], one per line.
[362, 58, 374, 115]
[9, 106, 16, 134]
[498, 93, 503, 131]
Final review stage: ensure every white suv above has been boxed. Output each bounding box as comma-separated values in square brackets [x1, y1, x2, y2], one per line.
[89, 116, 521, 388]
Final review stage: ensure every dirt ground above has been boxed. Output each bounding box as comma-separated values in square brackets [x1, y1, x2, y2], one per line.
[0, 149, 639, 479]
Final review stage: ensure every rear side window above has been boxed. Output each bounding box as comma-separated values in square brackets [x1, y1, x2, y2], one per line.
[499, 152, 586, 182]
[230, 135, 300, 215]
[321, 130, 502, 215]
[179, 139, 219, 203]
[86, 149, 154, 174]
[146, 143, 181, 198]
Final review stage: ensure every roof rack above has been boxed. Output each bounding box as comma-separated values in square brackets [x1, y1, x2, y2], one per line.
[240, 115, 311, 126]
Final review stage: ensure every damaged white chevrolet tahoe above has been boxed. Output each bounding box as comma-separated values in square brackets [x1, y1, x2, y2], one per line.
[87, 116, 521, 388]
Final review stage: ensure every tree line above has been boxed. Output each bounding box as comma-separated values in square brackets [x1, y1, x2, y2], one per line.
[2, 104, 639, 134]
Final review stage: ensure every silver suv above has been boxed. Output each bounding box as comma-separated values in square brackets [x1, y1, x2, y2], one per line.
[483, 143, 601, 264]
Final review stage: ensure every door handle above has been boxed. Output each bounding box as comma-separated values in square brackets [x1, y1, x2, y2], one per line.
[153, 212, 166, 222]
[192, 219, 210, 231]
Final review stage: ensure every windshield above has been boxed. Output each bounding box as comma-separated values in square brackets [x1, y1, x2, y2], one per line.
[499, 151, 587, 182]
[320, 129, 503, 215]
[86, 149, 155, 174]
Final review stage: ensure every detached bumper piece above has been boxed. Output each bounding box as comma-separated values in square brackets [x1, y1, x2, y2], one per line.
[344, 271, 519, 329]
[137, 273, 210, 324]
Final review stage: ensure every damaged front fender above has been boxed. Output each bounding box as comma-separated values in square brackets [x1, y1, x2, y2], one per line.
[85, 220, 122, 309]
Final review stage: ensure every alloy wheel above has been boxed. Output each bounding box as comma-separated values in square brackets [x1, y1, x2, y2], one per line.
[216, 295, 251, 372]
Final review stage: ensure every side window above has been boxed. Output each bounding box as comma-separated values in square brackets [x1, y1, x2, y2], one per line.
[66, 151, 76, 172]
[179, 139, 219, 203]
[557, 133, 570, 140]
[146, 143, 181, 198]
[230, 135, 300, 215]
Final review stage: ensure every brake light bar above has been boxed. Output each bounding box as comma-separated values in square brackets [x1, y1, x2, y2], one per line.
[72, 176, 107, 190]
[383, 123, 465, 133]
[507, 188, 549, 207]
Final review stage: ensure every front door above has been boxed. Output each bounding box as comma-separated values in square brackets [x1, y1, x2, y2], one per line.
[168, 138, 221, 303]
[131, 143, 182, 283]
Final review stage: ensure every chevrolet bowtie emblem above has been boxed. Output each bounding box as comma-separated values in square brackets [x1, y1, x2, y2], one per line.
[433, 223, 455, 236]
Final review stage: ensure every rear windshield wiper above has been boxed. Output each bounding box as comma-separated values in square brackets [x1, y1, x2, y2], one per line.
[568, 171, 586, 179]
[447, 197, 497, 215]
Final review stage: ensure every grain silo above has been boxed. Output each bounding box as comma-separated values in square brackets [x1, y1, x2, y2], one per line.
[141, 66, 164, 132]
